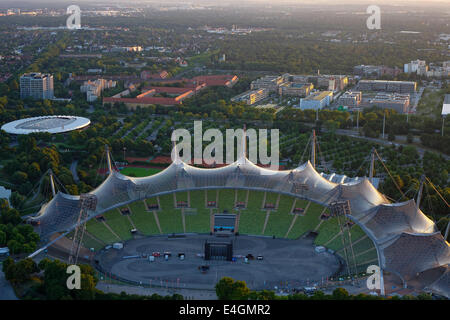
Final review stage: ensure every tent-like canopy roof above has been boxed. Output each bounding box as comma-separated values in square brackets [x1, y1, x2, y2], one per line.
[30, 153, 450, 291]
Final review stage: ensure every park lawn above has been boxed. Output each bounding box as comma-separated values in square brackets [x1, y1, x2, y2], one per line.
[287, 200, 323, 239]
[85, 219, 118, 244]
[103, 209, 134, 241]
[239, 191, 266, 235]
[218, 189, 235, 212]
[185, 191, 210, 233]
[119, 167, 163, 177]
[156, 194, 184, 234]
[128, 201, 160, 235]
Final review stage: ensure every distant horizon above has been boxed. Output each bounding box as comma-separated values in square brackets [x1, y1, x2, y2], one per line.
[1, 0, 449, 5]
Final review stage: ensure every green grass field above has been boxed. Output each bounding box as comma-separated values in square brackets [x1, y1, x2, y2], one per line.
[206, 189, 217, 204]
[103, 209, 134, 241]
[83, 188, 375, 262]
[156, 194, 184, 234]
[325, 224, 367, 252]
[175, 191, 188, 202]
[314, 216, 341, 246]
[287, 201, 323, 239]
[128, 201, 160, 235]
[184, 190, 210, 233]
[145, 196, 158, 207]
[119, 167, 163, 177]
[86, 219, 118, 244]
[218, 189, 235, 212]
[81, 233, 104, 251]
[236, 189, 247, 203]
[263, 195, 295, 237]
[239, 191, 267, 235]
[264, 192, 279, 207]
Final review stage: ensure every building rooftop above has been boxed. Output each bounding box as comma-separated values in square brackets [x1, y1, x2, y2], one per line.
[304, 91, 333, 101]
[443, 94, 450, 116]
[1, 116, 90, 134]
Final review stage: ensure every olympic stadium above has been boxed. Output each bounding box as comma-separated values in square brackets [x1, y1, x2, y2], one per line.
[1, 115, 90, 134]
[28, 145, 450, 297]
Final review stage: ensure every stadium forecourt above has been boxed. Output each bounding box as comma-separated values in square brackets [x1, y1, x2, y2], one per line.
[1, 115, 91, 135]
[29, 144, 450, 297]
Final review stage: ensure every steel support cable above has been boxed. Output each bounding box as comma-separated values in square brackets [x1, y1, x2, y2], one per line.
[425, 177, 449, 208]
[374, 149, 406, 200]
[315, 138, 328, 171]
[424, 183, 437, 221]
[298, 134, 312, 167]
[94, 149, 106, 187]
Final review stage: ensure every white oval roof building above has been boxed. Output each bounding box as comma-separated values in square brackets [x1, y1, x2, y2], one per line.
[1, 115, 90, 134]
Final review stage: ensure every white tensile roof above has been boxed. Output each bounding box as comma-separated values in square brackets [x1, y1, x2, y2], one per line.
[1, 115, 90, 134]
[31, 154, 450, 293]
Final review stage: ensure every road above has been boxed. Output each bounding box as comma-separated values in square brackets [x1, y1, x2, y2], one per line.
[0, 268, 18, 300]
[333, 128, 450, 160]
[96, 283, 217, 300]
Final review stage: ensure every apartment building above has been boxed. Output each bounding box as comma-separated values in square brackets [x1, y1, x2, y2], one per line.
[20, 72, 54, 100]
[80, 79, 117, 102]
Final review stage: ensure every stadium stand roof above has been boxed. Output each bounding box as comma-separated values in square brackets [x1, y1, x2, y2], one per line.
[30, 150, 450, 295]
[1, 116, 90, 134]
[442, 94, 450, 116]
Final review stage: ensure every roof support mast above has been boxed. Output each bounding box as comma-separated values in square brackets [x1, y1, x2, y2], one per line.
[105, 144, 112, 174]
[311, 129, 316, 169]
[416, 174, 426, 210]
[369, 147, 375, 184]
[49, 169, 56, 197]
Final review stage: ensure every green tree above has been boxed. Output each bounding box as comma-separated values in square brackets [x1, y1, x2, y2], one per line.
[215, 277, 251, 300]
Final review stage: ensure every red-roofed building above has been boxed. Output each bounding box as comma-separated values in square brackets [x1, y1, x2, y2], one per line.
[140, 70, 169, 80]
[192, 75, 239, 87]
[102, 74, 238, 109]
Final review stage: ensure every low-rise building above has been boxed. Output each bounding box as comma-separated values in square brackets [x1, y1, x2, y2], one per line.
[278, 82, 314, 97]
[358, 80, 417, 93]
[404, 59, 427, 73]
[299, 91, 333, 110]
[251, 75, 286, 93]
[368, 93, 410, 114]
[338, 91, 362, 108]
[80, 79, 116, 102]
[231, 88, 269, 105]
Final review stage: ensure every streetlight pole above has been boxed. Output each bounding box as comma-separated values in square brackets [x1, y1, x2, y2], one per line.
[356, 108, 360, 130]
[442, 116, 445, 137]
